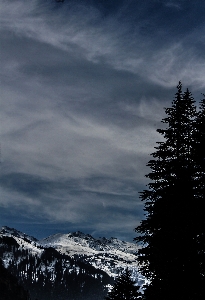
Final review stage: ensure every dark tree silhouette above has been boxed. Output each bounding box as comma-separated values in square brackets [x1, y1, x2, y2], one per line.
[0, 259, 30, 300]
[192, 96, 205, 281]
[105, 268, 141, 300]
[135, 82, 205, 300]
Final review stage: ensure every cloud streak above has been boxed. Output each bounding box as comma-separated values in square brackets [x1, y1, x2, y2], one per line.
[0, 0, 204, 240]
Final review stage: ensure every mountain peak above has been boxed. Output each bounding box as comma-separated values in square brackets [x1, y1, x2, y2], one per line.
[1, 226, 18, 234]
[0, 226, 146, 296]
[39, 230, 139, 257]
[0, 226, 38, 242]
[68, 231, 92, 238]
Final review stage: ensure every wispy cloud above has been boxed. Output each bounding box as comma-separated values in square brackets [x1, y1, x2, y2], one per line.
[0, 0, 204, 240]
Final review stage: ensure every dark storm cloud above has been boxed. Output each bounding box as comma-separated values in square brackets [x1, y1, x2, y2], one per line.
[0, 0, 205, 240]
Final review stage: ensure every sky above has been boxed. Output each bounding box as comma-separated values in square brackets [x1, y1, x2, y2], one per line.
[0, 0, 205, 242]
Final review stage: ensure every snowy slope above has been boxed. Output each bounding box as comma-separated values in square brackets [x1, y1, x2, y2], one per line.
[0, 226, 43, 255]
[39, 231, 141, 280]
[0, 226, 148, 299]
[39, 231, 139, 255]
[0, 226, 145, 285]
[0, 226, 38, 242]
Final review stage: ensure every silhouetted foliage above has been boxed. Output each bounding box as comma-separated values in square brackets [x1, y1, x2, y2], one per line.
[105, 268, 141, 300]
[0, 259, 30, 300]
[135, 82, 205, 300]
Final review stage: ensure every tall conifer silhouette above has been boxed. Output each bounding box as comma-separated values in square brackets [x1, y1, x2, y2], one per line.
[105, 268, 141, 300]
[192, 96, 205, 283]
[135, 82, 205, 299]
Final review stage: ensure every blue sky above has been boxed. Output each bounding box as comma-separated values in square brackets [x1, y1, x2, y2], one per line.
[0, 0, 205, 241]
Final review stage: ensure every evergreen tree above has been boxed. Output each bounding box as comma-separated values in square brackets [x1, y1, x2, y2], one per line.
[134, 82, 205, 300]
[105, 268, 141, 300]
[193, 95, 205, 199]
[0, 259, 30, 300]
[192, 96, 205, 282]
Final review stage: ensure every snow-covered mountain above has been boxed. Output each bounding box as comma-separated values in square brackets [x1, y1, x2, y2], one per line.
[0, 226, 43, 259]
[0, 226, 37, 242]
[0, 226, 145, 300]
[39, 231, 140, 279]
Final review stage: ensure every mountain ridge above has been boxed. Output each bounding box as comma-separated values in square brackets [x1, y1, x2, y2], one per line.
[0, 226, 146, 299]
[0, 226, 38, 242]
